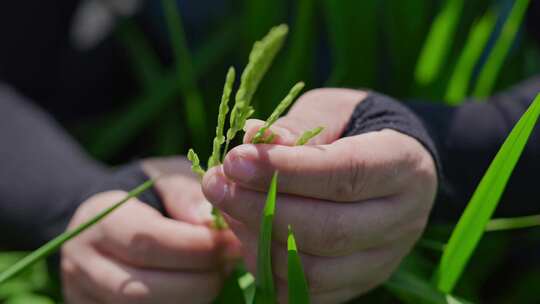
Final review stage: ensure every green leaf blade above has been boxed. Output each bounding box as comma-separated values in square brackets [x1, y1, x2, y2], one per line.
[445, 10, 497, 104]
[161, 0, 208, 149]
[287, 225, 310, 304]
[435, 93, 540, 293]
[254, 172, 279, 304]
[472, 0, 531, 98]
[414, 0, 465, 86]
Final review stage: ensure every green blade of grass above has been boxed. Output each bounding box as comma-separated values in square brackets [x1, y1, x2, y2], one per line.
[414, 0, 465, 86]
[213, 267, 246, 304]
[385, 269, 469, 304]
[287, 225, 310, 304]
[295, 126, 324, 146]
[262, 0, 315, 114]
[225, 25, 289, 155]
[0, 179, 155, 285]
[252, 82, 305, 144]
[445, 10, 497, 104]
[486, 214, 540, 232]
[161, 0, 208, 149]
[322, 0, 377, 87]
[435, 93, 540, 293]
[253, 172, 279, 304]
[472, 0, 531, 98]
[116, 18, 163, 90]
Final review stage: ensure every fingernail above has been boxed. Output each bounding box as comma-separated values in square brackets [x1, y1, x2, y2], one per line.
[203, 170, 229, 206]
[226, 145, 258, 183]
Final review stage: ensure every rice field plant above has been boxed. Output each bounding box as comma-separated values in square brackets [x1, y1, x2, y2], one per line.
[1, 0, 539, 303]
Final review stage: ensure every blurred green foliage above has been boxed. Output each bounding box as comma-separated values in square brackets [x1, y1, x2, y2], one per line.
[2, 0, 539, 303]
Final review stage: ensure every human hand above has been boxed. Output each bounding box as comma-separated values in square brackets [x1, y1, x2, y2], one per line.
[62, 157, 241, 304]
[202, 89, 438, 303]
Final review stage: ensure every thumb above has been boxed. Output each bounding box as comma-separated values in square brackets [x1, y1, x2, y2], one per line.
[143, 157, 213, 225]
[243, 88, 367, 145]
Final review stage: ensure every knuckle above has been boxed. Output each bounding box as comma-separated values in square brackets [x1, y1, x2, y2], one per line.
[60, 258, 80, 281]
[332, 155, 367, 201]
[301, 259, 326, 293]
[311, 210, 352, 256]
[125, 234, 155, 265]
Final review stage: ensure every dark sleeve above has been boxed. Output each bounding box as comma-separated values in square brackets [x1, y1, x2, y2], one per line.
[0, 85, 162, 250]
[341, 92, 441, 176]
[407, 76, 540, 220]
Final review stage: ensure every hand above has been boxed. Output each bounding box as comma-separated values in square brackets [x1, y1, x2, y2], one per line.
[61, 157, 241, 304]
[202, 89, 438, 303]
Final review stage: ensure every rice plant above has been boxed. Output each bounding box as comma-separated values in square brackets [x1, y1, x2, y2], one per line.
[1, 1, 539, 303]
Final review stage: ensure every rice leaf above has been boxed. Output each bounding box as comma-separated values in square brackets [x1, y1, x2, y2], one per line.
[486, 214, 540, 232]
[239, 271, 256, 304]
[209, 67, 236, 167]
[225, 25, 289, 154]
[0, 179, 156, 285]
[435, 93, 540, 293]
[322, 0, 377, 87]
[472, 0, 531, 98]
[414, 0, 465, 86]
[213, 267, 246, 304]
[287, 225, 310, 304]
[385, 268, 470, 304]
[445, 10, 497, 104]
[161, 0, 208, 149]
[253, 172, 279, 304]
[252, 82, 305, 144]
[295, 126, 324, 146]
[187, 149, 205, 179]
[116, 19, 163, 89]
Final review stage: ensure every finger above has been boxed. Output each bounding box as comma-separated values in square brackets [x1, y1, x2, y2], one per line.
[243, 88, 366, 145]
[231, 219, 409, 294]
[63, 286, 101, 304]
[224, 130, 432, 202]
[275, 279, 366, 304]
[143, 157, 213, 224]
[62, 258, 103, 304]
[73, 248, 222, 304]
[156, 174, 213, 225]
[92, 194, 228, 270]
[203, 168, 428, 256]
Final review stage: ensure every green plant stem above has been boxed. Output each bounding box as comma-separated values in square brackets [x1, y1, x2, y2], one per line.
[0, 179, 155, 285]
[162, 0, 208, 149]
[486, 214, 540, 232]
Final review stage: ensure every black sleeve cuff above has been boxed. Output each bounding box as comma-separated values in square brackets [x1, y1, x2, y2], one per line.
[79, 162, 165, 214]
[341, 92, 442, 177]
